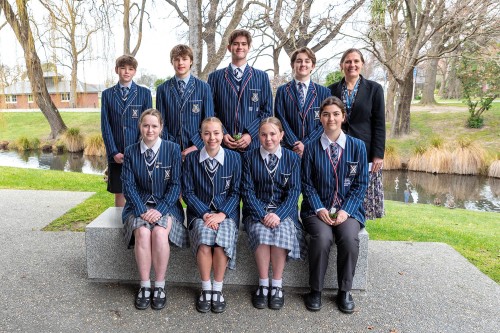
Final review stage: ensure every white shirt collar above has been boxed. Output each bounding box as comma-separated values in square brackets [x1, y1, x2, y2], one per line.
[230, 63, 247, 73]
[320, 131, 346, 150]
[175, 75, 190, 85]
[294, 79, 310, 91]
[199, 147, 225, 166]
[119, 82, 133, 89]
[259, 145, 282, 161]
[140, 138, 162, 154]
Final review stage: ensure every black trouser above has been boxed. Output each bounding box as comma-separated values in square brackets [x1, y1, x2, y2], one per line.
[303, 216, 360, 291]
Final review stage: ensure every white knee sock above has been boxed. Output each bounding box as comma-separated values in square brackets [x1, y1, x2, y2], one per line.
[200, 280, 212, 301]
[213, 280, 224, 302]
[257, 278, 269, 296]
[271, 279, 283, 296]
[140, 280, 151, 297]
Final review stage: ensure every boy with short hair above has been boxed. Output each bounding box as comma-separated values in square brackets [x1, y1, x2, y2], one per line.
[101, 55, 152, 206]
[207, 29, 273, 152]
[156, 44, 214, 160]
[274, 47, 331, 158]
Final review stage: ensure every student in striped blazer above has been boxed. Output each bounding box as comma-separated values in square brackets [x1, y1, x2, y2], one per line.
[301, 97, 368, 314]
[156, 45, 214, 160]
[121, 109, 189, 311]
[101, 55, 152, 207]
[182, 117, 241, 314]
[242, 117, 306, 310]
[207, 29, 273, 152]
[274, 47, 331, 157]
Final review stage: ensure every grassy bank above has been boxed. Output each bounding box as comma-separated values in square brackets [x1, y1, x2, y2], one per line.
[0, 166, 498, 283]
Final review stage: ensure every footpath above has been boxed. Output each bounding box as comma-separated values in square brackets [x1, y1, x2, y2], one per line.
[0, 189, 498, 333]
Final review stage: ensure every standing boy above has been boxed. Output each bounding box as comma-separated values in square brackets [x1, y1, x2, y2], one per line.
[101, 55, 152, 207]
[156, 44, 214, 160]
[274, 47, 331, 158]
[208, 29, 273, 152]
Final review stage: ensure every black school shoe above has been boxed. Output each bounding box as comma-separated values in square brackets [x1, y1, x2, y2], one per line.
[268, 287, 284, 310]
[336, 291, 355, 314]
[304, 290, 322, 311]
[151, 287, 167, 310]
[252, 286, 269, 309]
[211, 291, 227, 313]
[196, 290, 211, 313]
[135, 287, 151, 310]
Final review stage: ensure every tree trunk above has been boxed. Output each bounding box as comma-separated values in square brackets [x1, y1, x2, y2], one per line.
[420, 58, 439, 104]
[385, 74, 397, 123]
[123, 0, 131, 54]
[187, 0, 202, 78]
[444, 57, 462, 99]
[70, 59, 78, 108]
[0, 0, 67, 138]
[438, 59, 447, 98]
[391, 70, 413, 137]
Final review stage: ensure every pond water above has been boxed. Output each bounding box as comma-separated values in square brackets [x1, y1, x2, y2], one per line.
[1, 150, 498, 212]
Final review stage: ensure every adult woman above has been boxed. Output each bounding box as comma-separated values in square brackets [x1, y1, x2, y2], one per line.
[301, 97, 368, 313]
[182, 117, 241, 313]
[328, 48, 385, 219]
[242, 117, 306, 310]
[122, 108, 189, 310]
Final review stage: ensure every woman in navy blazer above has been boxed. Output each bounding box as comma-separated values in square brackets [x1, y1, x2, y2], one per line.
[301, 97, 368, 314]
[182, 117, 241, 314]
[328, 48, 386, 220]
[242, 117, 305, 310]
[121, 109, 188, 311]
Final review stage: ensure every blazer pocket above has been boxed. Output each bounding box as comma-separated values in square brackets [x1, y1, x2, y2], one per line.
[221, 175, 233, 191]
[129, 105, 142, 118]
[279, 172, 292, 188]
[188, 100, 202, 114]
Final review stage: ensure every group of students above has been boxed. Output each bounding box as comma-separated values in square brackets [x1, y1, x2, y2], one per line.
[101, 29, 386, 314]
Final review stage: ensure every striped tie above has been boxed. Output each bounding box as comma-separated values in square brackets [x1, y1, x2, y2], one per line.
[178, 80, 186, 96]
[297, 82, 305, 107]
[330, 143, 339, 165]
[267, 153, 278, 172]
[233, 68, 243, 81]
[121, 87, 129, 101]
[145, 148, 155, 164]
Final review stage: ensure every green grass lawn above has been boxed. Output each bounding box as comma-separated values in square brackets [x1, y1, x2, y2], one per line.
[0, 166, 498, 283]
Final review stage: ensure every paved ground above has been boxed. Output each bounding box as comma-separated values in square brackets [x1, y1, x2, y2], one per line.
[0, 189, 498, 333]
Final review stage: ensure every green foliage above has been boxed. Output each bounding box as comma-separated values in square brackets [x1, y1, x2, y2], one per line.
[324, 71, 344, 86]
[457, 50, 500, 128]
[154, 77, 171, 89]
[15, 136, 31, 151]
[429, 136, 444, 148]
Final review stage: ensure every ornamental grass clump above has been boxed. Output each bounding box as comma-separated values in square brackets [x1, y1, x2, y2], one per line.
[84, 134, 106, 156]
[15, 136, 31, 151]
[450, 137, 486, 175]
[63, 127, 85, 152]
[408, 144, 427, 172]
[488, 160, 500, 178]
[383, 145, 401, 170]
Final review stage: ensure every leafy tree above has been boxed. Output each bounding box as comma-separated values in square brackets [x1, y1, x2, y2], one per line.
[457, 47, 500, 128]
[154, 77, 170, 89]
[324, 71, 343, 86]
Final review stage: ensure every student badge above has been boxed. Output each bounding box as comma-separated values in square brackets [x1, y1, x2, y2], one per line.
[192, 103, 200, 113]
[314, 109, 320, 120]
[164, 167, 171, 181]
[132, 109, 139, 118]
[251, 92, 259, 103]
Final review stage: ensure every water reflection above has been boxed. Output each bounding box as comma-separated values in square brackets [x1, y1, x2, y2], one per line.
[0, 150, 106, 175]
[384, 170, 499, 212]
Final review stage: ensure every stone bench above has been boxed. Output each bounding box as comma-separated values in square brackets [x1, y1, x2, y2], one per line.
[85, 207, 369, 290]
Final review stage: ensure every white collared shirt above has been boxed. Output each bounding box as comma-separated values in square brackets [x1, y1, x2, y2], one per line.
[260, 145, 283, 163]
[140, 138, 162, 155]
[294, 79, 310, 97]
[175, 75, 190, 87]
[119, 82, 133, 89]
[230, 63, 247, 75]
[320, 131, 346, 151]
[199, 147, 225, 166]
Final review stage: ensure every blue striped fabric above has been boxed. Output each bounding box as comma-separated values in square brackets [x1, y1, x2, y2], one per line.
[241, 147, 301, 227]
[182, 148, 242, 227]
[274, 81, 331, 149]
[101, 82, 152, 162]
[207, 64, 273, 150]
[121, 139, 184, 224]
[156, 76, 214, 150]
[300, 135, 369, 224]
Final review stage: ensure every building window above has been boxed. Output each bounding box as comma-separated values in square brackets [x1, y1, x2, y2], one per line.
[28, 95, 34, 103]
[5, 95, 17, 103]
[61, 93, 70, 101]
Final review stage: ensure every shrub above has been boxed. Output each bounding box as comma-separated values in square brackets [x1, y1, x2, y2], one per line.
[15, 136, 31, 151]
[84, 134, 106, 156]
[63, 127, 85, 152]
[383, 145, 401, 170]
[30, 138, 40, 150]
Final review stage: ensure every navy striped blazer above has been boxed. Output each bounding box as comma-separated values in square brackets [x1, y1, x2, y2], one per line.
[182, 149, 242, 227]
[242, 147, 302, 227]
[301, 135, 369, 225]
[121, 139, 184, 223]
[101, 81, 152, 162]
[156, 76, 214, 150]
[274, 81, 331, 149]
[207, 64, 273, 150]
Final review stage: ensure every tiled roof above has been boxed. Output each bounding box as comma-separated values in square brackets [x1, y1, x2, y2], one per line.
[1, 78, 102, 95]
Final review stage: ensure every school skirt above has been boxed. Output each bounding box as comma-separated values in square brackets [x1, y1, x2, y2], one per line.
[243, 216, 306, 260]
[363, 169, 385, 220]
[123, 213, 190, 249]
[189, 218, 238, 270]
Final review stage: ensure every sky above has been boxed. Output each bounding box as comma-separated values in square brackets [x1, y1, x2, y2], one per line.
[0, 1, 366, 86]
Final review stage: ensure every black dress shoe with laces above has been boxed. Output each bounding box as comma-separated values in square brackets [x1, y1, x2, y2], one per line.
[268, 287, 284, 310]
[135, 287, 151, 310]
[305, 290, 322, 311]
[211, 291, 227, 313]
[196, 290, 211, 313]
[252, 286, 269, 309]
[336, 290, 355, 314]
[151, 287, 167, 310]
